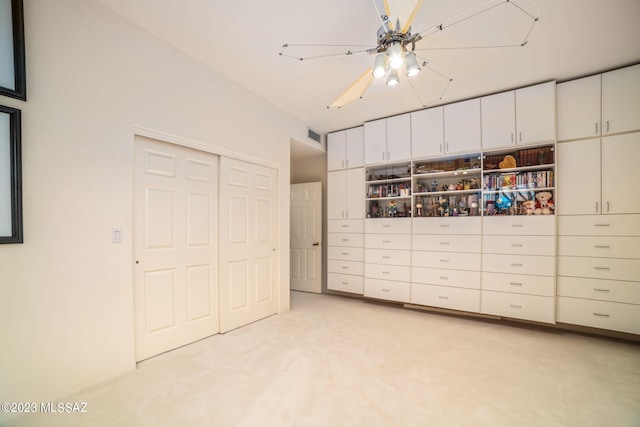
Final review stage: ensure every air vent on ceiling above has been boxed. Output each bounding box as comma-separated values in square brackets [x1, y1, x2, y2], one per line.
[308, 128, 321, 143]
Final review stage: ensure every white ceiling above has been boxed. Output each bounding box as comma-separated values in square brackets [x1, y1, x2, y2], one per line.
[98, 0, 640, 138]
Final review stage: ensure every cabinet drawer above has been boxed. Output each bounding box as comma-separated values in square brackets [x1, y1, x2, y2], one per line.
[365, 263, 411, 282]
[481, 291, 555, 324]
[328, 219, 365, 233]
[365, 233, 411, 250]
[412, 267, 481, 289]
[411, 284, 480, 313]
[364, 278, 410, 302]
[557, 276, 640, 304]
[558, 236, 640, 259]
[412, 234, 481, 253]
[365, 218, 411, 234]
[328, 273, 364, 295]
[365, 249, 411, 266]
[328, 233, 364, 248]
[412, 251, 481, 271]
[482, 254, 555, 276]
[558, 214, 640, 236]
[482, 236, 556, 256]
[328, 246, 364, 262]
[328, 260, 364, 276]
[557, 297, 640, 335]
[482, 272, 555, 297]
[557, 256, 640, 282]
[412, 217, 481, 235]
[483, 216, 555, 236]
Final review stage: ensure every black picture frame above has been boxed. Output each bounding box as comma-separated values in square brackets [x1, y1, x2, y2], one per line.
[0, 105, 22, 243]
[0, 0, 26, 101]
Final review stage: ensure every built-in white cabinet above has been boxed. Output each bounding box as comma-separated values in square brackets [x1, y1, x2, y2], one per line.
[443, 98, 481, 155]
[411, 106, 444, 158]
[364, 114, 411, 165]
[327, 220, 365, 295]
[327, 126, 364, 171]
[557, 132, 640, 215]
[328, 168, 365, 220]
[557, 64, 640, 141]
[481, 81, 556, 150]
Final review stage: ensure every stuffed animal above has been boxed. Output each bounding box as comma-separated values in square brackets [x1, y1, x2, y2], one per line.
[534, 191, 555, 215]
[499, 155, 517, 169]
[521, 200, 536, 215]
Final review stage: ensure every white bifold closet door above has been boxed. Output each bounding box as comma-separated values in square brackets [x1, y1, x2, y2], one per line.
[133, 136, 219, 361]
[218, 157, 279, 333]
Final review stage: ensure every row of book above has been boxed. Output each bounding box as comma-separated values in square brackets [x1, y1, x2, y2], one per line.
[484, 170, 554, 191]
[367, 183, 411, 198]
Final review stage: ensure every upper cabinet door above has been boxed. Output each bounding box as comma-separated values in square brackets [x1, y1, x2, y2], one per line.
[327, 130, 346, 171]
[364, 118, 387, 165]
[481, 91, 516, 150]
[557, 75, 601, 141]
[444, 98, 481, 154]
[602, 64, 640, 135]
[345, 126, 364, 168]
[386, 113, 411, 162]
[515, 81, 556, 145]
[411, 107, 444, 159]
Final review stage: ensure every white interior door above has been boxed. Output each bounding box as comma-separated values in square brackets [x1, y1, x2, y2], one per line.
[290, 182, 322, 294]
[219, 157, 278, 333]
[133, 136, 219, 362]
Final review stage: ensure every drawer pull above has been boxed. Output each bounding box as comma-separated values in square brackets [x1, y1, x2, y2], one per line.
[511, 224, 524, 228]
[382, 288, 391, 292]
[510, 282, 523, 286]
[510, 304, 522, 309]
[593, 288, 611, 293]
[594, 245, 610, 249]
[341, 252, 349, 256]
[440, 259, 450, 263]
[593, 312, 610, 318]
[594, 266, 610, 271]
[383, 240, 391, 243]
[341, 282, 349, 285]
[382, 256, 391, 259]
[440, 242, 450, 246]
[341, 239, 349, 242]
[510, 263, 523, 267]
[382, 224, 392, 228]
[438, 296, 449, 300]
[439, 224, 450, 228]
[341, 224, 349, 228]
[382, 271, 391, 275]
[341, 266, 349, 269]
[439, 276, 449, 280]
[594, 223, 610, 227]
[511, 243, 523, 248]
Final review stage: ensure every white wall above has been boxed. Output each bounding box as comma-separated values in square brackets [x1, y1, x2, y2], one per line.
[0, 0, 310, 412]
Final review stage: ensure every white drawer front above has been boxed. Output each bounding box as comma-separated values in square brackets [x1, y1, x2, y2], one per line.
[557, 297, 640, 335]
[328, 219, 365, 234]
[365, 233, 411, 250]
[483, 216, 555, 236]
[327, 246, 364, 262]
[365, 249, 411, 266]
[328, 233, 364, 248]
[365, 218, 411, 234]
[364, 278, 410, 302]
[482, 272, 555, 297]
[365, 263, 411, 282]
[482, 236, 556, 256]
[412, 267, 481, 289]
[411, 284, 480, 313]
[412, 217, 481, 235]
[328, 259, 364, 276]
[481, 291, 555, 324]
[412, 234, 481, 253]
[558, 236, 640, 259]
[557, 276, 640, 305]
[412, 251, 481, 271]
[328, 273, 364, 295]
[482, 254, 555, 276]
[557, 256, 640, 282]
[558, 214, 640, 236]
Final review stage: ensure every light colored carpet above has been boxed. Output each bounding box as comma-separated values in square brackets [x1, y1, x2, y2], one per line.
[7, 291, 640, 426]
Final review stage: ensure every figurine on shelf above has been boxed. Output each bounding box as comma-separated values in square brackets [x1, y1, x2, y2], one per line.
[431, 181, 438, 192]
[416, 202, 423, 217]
[389, 200, 397, 217]
[534, 191, 555, 215]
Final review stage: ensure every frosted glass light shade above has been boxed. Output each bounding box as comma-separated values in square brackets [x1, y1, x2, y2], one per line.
[372, 54, 386, 78]
[405, 52, 421, 77]
[386, 67, 399, 86]
[388, 42, 404, 69]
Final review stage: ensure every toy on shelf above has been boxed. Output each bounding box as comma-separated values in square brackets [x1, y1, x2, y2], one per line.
[534, 191, 555, 215]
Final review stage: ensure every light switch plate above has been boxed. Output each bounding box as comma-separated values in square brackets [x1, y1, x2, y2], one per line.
[112, 228, 123, 243]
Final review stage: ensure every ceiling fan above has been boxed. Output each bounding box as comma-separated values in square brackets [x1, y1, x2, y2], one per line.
[279, 0, 540, 109]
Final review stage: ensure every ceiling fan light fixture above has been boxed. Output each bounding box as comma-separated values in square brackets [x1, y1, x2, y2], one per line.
[386, 67, 399, 86]
[372, 53, 386, 78]
[388, 42, 404, 69]
[405, 52, 421, 77]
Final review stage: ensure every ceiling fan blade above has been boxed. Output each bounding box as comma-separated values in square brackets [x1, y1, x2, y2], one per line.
[371, 0, 392, 32]
[328, 68, 374, 109]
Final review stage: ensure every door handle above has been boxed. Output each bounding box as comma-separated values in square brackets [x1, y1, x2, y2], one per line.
[312, 242, 320, 246]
